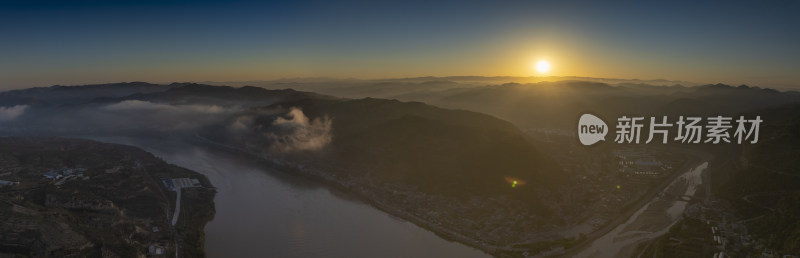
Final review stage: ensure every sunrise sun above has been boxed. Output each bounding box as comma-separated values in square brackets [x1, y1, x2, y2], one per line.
[535, 60, 551, 74]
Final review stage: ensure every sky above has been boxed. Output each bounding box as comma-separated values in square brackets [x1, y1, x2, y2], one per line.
[1, 0, 799, 89]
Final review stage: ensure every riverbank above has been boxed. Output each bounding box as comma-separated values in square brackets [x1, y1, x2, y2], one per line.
[185, 134, 509, 256]
[90, 135, 491, 257]
[561, 148, 713, 257]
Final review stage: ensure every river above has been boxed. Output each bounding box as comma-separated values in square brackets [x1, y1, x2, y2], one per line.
[574, 161, 709, 257]
[89, 137, 489, 258]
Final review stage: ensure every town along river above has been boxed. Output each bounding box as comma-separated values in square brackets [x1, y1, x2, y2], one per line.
[90, 136, 489, 258]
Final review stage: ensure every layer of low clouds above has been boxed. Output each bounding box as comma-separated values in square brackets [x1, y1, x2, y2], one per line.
[0, 105, 28, 122]
[104, 100, 226, 114]
[96, 100, 235, 131]
[1, 100, 237, 135]
[1, 100, 333, 153]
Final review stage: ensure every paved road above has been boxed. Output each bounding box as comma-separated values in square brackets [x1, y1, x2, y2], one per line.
[172, 189, 182, 225]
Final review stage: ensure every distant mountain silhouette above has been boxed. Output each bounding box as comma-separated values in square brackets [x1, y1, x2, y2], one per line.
[423, 81, 800, 129]
[0, 82, 172, 106]
[87, 83, 333, 107]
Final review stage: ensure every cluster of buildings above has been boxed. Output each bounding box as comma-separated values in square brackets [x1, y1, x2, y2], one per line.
[162, 177, 201, 190]
[43, 167, 87, 180]
[0, 179, 18, 187]
[695, 199, 800, 258]
[147, 244, 166, 255]
[614, 148, 672, 176]
[710, 224, 727, 257]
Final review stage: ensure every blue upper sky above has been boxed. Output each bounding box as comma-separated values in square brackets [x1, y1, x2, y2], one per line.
[1, 0, 798, 89]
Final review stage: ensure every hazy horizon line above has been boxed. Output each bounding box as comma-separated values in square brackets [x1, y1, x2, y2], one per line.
[4, 75, 800, 93]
